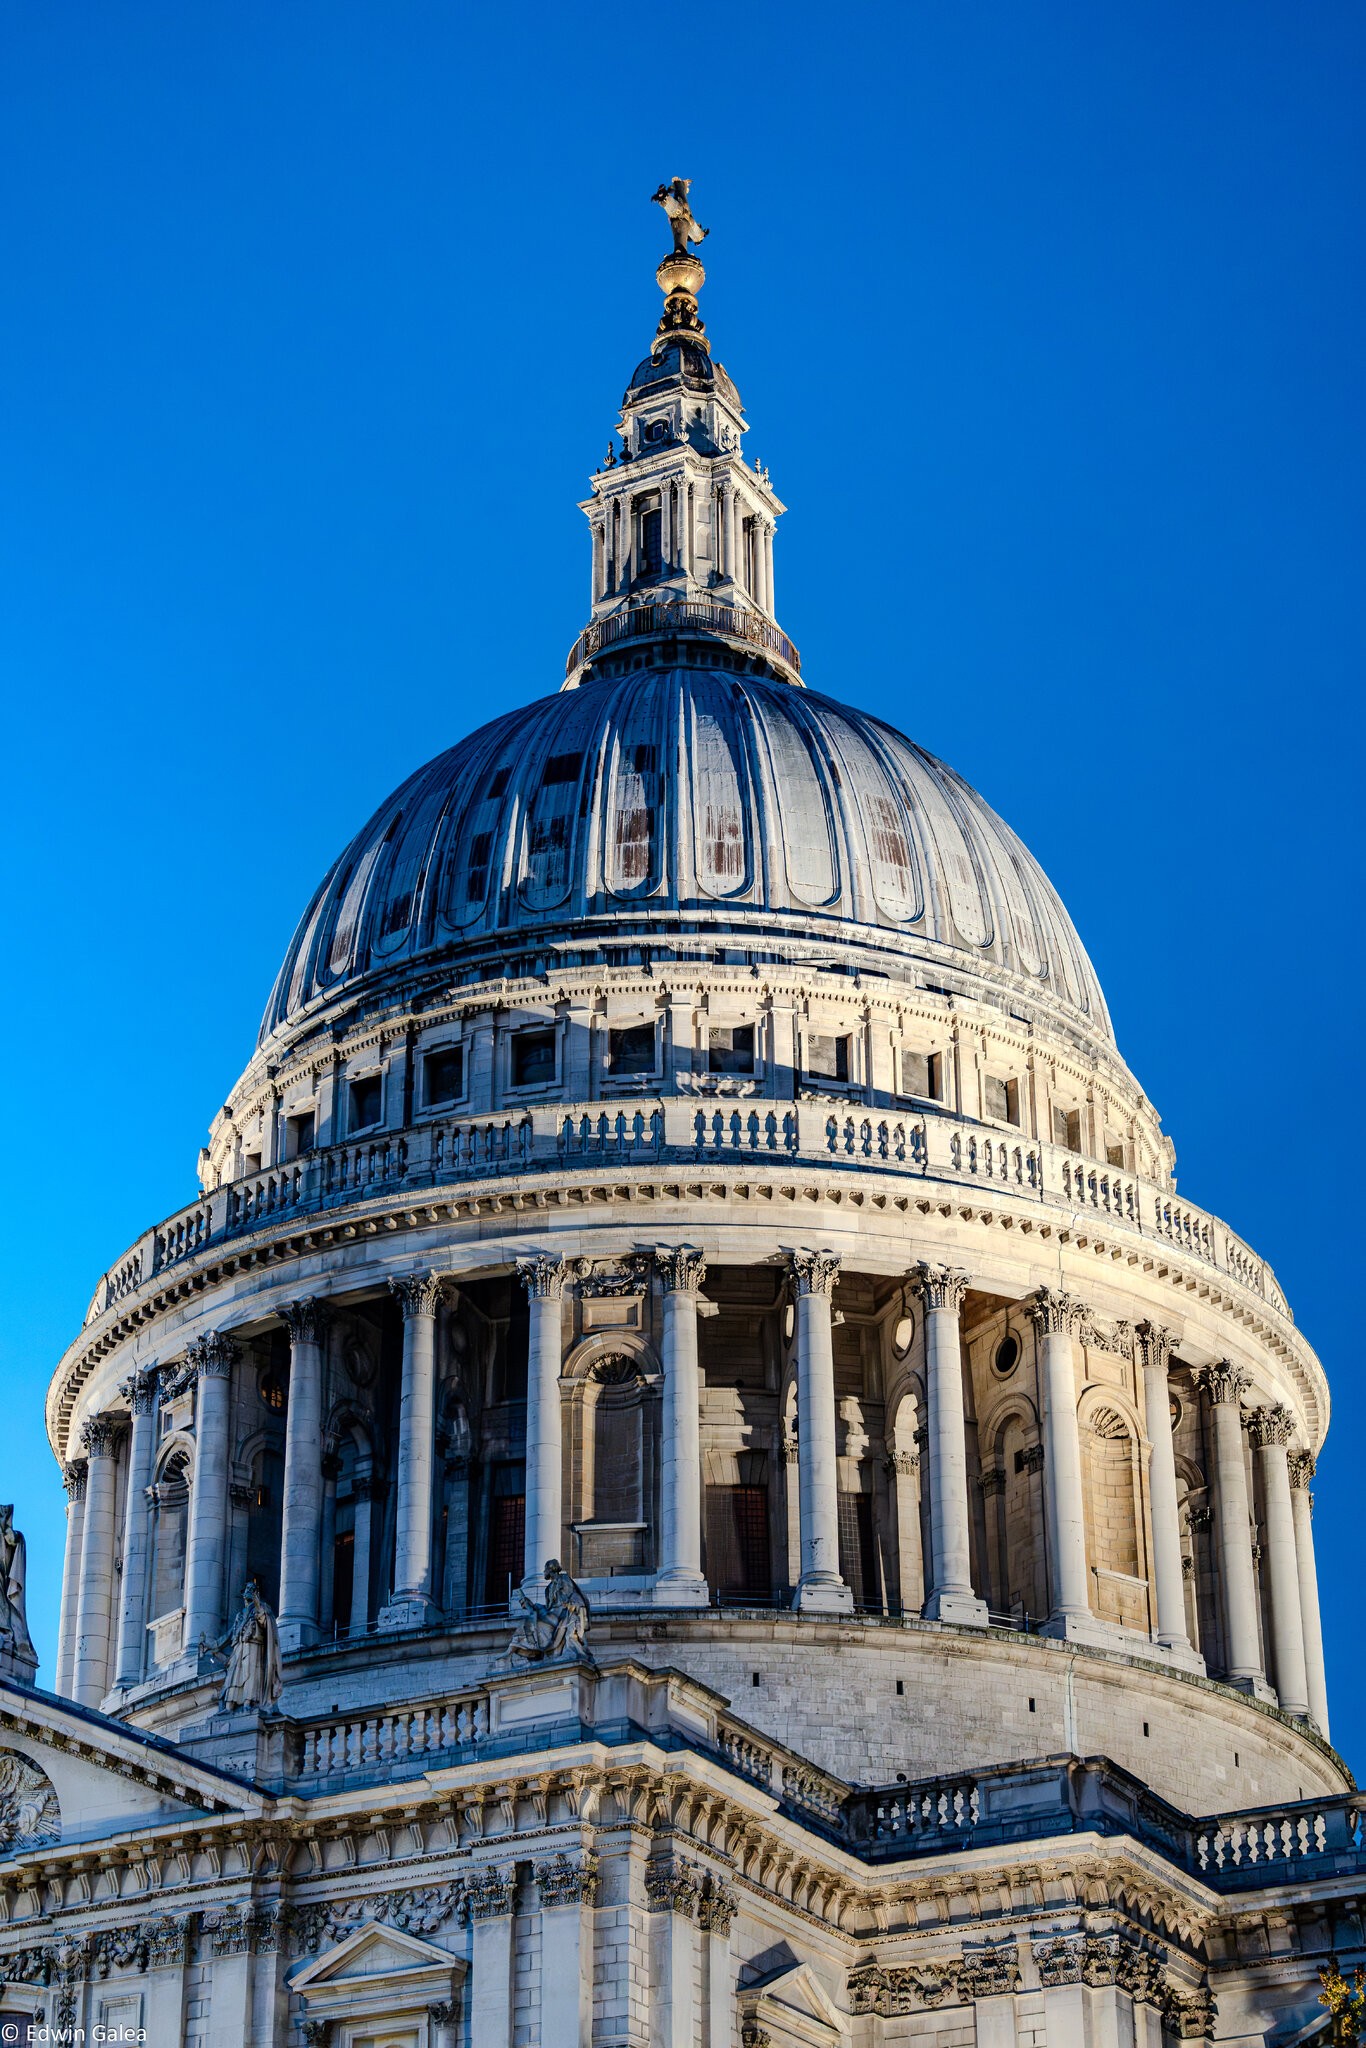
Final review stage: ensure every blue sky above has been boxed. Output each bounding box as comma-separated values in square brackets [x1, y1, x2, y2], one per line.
[1, 3, 1362, 1765]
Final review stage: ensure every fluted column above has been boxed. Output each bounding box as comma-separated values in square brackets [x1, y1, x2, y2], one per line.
[790, 1250, 853, 1612]
[380, 1273, 443, 1629]
[114, 1369, 160, 1688]
[1288, 1451, 1329, 1736]
[1248, 1406, 1309, 1716]
[654, 1246, 709, 1604]
[183, 1331, 237, 1657]
[1137, 1323, 1194, 1658]
[1197, 1362, 1265, 1689]
[55, 1460, 87, 1698]
[73, 1415, 126, 1707]
[518, 1256, 568, 1597]
[277, 1300, 328, 1651]
[1030, 1289, 1091, 1634]
[915, 1264, 987, 1625]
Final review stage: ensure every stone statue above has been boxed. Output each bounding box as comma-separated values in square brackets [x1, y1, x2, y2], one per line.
[0, 1507, 36, 1680]
[507, 1559, 591, 1664]
[217, 1581, 283, 1711]
[651, 178, 708, 257]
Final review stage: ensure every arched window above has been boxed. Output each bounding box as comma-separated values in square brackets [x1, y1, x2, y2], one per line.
[639, 505, 662, 576]
[575, 1365, 650, 1577]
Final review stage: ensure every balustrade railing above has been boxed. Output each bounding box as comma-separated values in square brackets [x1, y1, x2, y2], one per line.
[299, 1691, 491, 1780]
[85, 1096, 1288, 1325]
[565, 598, 802, 680]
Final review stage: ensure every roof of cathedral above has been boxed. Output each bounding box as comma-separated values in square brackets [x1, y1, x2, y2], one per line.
[259, 663, 1112, 1048]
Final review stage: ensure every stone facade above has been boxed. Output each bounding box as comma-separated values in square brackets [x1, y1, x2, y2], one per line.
[3, 198, 1356, 2047]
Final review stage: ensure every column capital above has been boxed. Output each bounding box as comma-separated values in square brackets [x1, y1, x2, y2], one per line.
[980, 1466, 1007, 1498]
[790, 1248, 841, 1298]
[281, 1296, 332, 1344]
[886, 1449, 919, 1477]
[913, 1262, 969, 1314]
[1288, 1449, 1316, 1488]
[388, 1273, 444, 1321]
[79, 1414, 126, 1459]
[655, 1245, 708, 1295]
[1246, 1403, 1295, 1448]
[466, 1864, 517, 1919]
[517, 1254, 569, 1302]
[1195, 1359, 1252, 1407]
[1136, 1322, 1178, 1372]
[188, 1330, 240, 1380]
[62, 1460, 88, 1502]
[118, 1367, 158, 1416]
[1029, 1287, 1088, 1336]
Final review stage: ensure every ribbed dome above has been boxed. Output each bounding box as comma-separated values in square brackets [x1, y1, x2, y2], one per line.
[261, 665, 1111, 1047]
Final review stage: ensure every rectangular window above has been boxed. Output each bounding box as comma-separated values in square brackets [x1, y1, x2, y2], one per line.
[705, 1484, 772, 1597]
[609, 1022, 656, 1076]
[349, 1075, 383, 1131]
[837, 1489, 880, 1608]
[1107, 1142, 1126, 1168]
[708, 1024, 756, 1075]
[284, 1111, 315, 1160]
[484, 1471, 526, 1605]
[985, 1075, 1021, 1126]
[1053, 1105, 1082, 1151]
[902, 1049, 942, 1100]
[511, 1027, 556, 1088]
[331, 1529, 354, 1631]
[805, 1032, 850, 1083]
[640, 505, 662, 575]
[424, 1046, 465, 1106]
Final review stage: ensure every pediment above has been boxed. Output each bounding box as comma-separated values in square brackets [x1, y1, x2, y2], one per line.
[741, 1960, 849, 2046]
[291, 1919, 464, 2007]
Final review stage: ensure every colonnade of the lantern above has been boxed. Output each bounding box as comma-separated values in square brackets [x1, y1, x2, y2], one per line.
[53, 1257, 1330, 1739]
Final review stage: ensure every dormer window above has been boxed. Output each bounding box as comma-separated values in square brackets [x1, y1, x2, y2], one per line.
[709, 1024, 756, 1076]
[985, 1075, 1021, 1127]
[349, 1076, 383, 1132]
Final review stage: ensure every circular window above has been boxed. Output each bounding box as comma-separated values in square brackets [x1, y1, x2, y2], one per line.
[1169, 1393, 1183, 1431]
[783, 1302, 795, 1343]
[259, 1373, 287, 1415]
[891, 1314, 914, 1357]
[993, 1334, 1020, 1378]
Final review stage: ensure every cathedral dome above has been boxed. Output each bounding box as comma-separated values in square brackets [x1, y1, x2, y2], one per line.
[260, 662, 1112, 1048]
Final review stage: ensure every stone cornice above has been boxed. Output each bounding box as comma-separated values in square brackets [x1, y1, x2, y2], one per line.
[48, 1162, 1328, 1463]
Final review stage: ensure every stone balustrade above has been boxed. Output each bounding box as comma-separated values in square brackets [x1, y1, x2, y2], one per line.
[82, 1101, 1290, 1332]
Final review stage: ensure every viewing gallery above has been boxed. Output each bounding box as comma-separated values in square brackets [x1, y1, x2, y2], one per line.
[0, 190, 1356, 2048]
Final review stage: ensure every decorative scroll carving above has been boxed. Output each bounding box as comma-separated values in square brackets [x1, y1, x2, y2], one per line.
[1288, 1450, 1316, 1489]
[1194, 1360, 1251, 1406]
[79, 1414, 125, 1459]
[1246, 1404, 1295, 1448]
[517, 1255, 569, 1301]
[388, 1274, 443, 1322]
[288, 1883, 466, 1954]
[959, 1939, 1022, 1997]
[646, 1855, 701, 1916]
[0, 1752, 58, 1851]
[577, 1255, 652, 1296]
[188, 1330, 240, 1380]
[791, 1249, 841, 1299]
[534, 1851, 599, 1906]
[1136, 1322, 1177, 1373]
[913, 1263, 969, 1315]
[282, 1296, 332, 1343]
[1034, 1935, 1083, 1986]
[592, 1353, 640, 1387]
[118, 1368, 157, 1416]
[1029, 1289, 1088, 1338]
[654, 1246, 708, 1295]
[466, 1865, 517, 1919]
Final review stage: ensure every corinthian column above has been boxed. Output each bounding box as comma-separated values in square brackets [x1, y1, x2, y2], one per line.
[380, 1273, 444, 1629]
[790, 1250, 853, 1613]
[654, 1246, 709, 1605]
[1030, 1289, 1091, 1635]
[914, 1265, 987, 1625]
[1289, 1452, 1329, 1736]
[517, 1256, 568, 1597]
[73, 1414, 127, 1707]
[55, 1460, 87, 1698]
[1248, 1406, 1309, 1717]
[114, 1369, 159, 1688]
[1196, 1362, 1265, 1691]
[183, 1331, 238, 1656]
[1137, 1323, 1194, 1658]
[278, 1300, 328, 1652]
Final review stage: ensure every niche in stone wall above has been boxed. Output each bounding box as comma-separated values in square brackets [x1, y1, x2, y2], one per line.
[1082, 1403, 1147, 1631]
[572, 1359, 655, 1578]
[148, 1451, 190, 1660]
